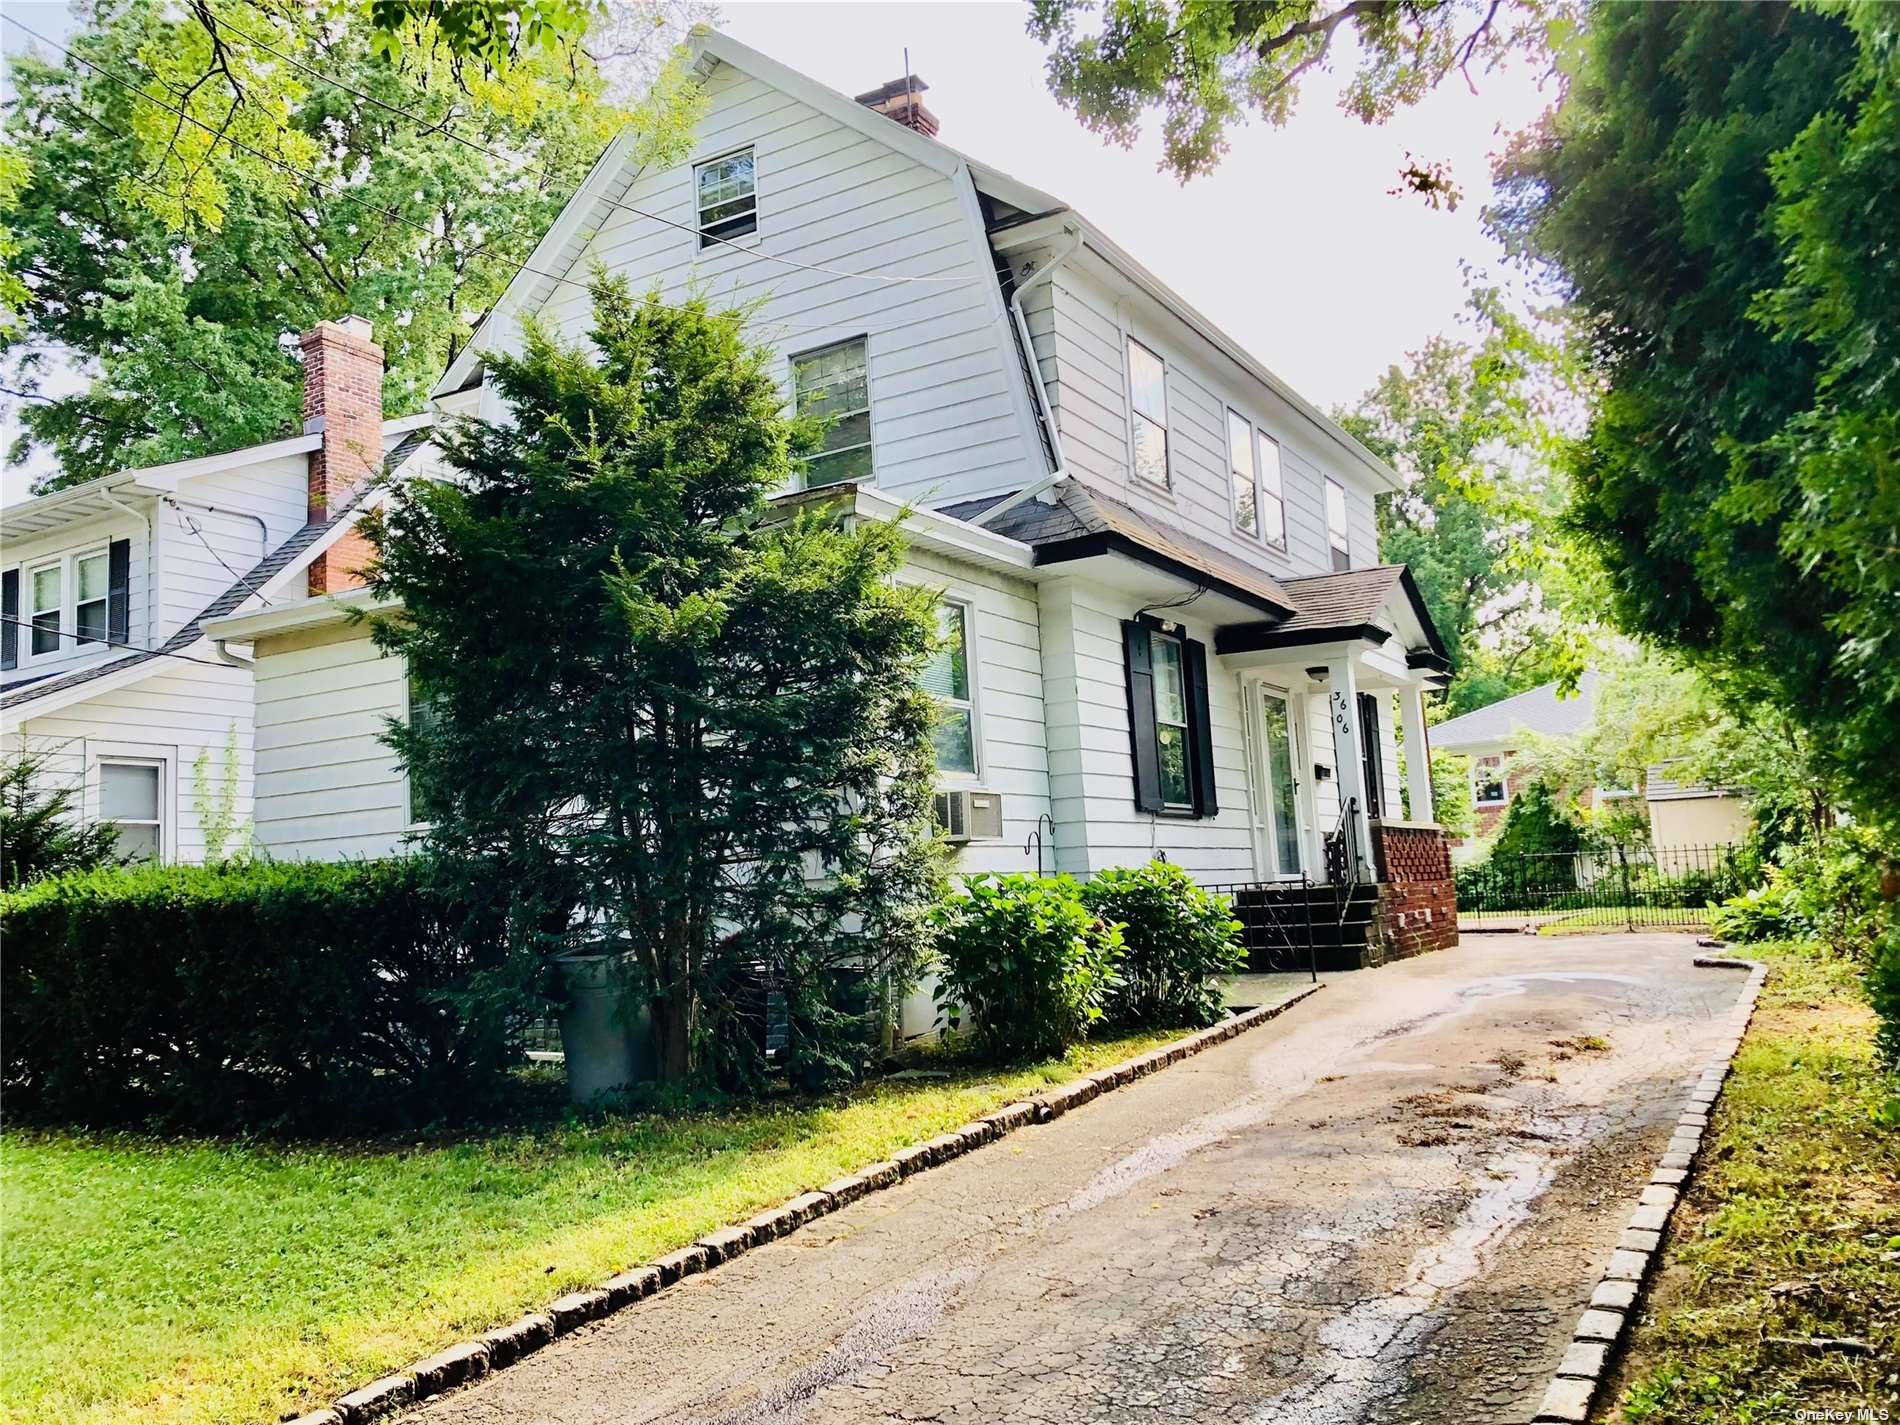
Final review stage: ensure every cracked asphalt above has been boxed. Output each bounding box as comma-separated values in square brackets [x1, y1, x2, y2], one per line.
[412, 934, 1743, 1425]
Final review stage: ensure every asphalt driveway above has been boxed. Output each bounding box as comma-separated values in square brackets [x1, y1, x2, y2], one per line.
[412, 934, 1745, 1425]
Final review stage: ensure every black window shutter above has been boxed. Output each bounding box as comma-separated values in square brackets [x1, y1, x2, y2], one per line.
[1183, 637, 1218, 818]
[1122, 620, 1163, 814]
[1358, 690, 1384, 818]
[2, 569, 16, 670]
[107, 539, 131, 646]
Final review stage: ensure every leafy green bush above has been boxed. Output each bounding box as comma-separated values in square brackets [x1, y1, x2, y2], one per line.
[1709, 828, 1890, 955]
[0, 857, 531, 1129]
[1869, 925, 1900, 1072]
[1490, 781, 1589, 862]
[930, 874, 1123, 1060]
[1078, 861, 1242, 1028]
[0, 751, 123, 889]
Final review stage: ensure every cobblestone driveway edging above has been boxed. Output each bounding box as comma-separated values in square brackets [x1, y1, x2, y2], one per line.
[1531, 954, 1767, 1424]
[285, 985, 1323, 1425]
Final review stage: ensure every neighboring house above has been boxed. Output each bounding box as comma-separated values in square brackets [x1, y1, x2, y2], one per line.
[1644, 761, 1751, 849]
[0, 317, 433, 864]
[1430, 673, 1602, 840]
[1431, 673, 1749, 852]
[201, 31, 1461, 980]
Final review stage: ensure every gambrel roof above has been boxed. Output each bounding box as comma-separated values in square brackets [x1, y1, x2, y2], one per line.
[432, 29, 1402, 497]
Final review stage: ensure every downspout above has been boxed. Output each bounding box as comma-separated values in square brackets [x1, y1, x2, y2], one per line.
[101, 489, 157, 647]
[971, 223, 1083, 529]
[161, 494, 270, 566]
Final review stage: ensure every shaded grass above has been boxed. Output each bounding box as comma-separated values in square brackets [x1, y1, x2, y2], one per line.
[1604, 939, 1900, 1422]
[1, 1028, 1185, 1425]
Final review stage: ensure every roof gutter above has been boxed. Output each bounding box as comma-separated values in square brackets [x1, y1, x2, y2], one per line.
[972, 222, 1083, 529]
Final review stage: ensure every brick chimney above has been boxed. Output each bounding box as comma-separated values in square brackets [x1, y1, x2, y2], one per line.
[853, 75, 938, 137]
[300, 314, 383, 595]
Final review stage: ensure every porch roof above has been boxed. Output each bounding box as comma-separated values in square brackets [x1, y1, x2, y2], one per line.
[938, 481, 1301, 621]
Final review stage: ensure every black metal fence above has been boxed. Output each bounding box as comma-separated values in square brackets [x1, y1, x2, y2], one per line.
[1456, 843, 1751, 933]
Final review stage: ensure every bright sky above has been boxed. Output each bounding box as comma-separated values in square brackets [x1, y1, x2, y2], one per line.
[2, 1, 1556, 501]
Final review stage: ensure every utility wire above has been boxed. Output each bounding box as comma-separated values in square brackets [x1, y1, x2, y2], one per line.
[3, 16, 1004, 346]
[0, 616, 244, 672]
[167, 503, 275, 608]
[211, 3, 982, 288]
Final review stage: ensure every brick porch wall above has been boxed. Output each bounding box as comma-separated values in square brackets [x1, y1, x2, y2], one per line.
[1368, 820, 1459, 960]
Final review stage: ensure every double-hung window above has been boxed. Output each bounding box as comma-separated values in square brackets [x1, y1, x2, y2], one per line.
[694, 148, 757, 248]
[792, 338, 872, 487]
[405, 674, 446, 826]
[1122, 619, 1218, 818]
[1149, 631, 1193, 810]
[1127, 337, 1170, 489]
[29, 563, 62, 656]
[1227, 410, 1259, 538]
[99, 759, 163, 862]
[1325, 478, 1351, 571]
[922, 601, 977, 776]
[75, 550, 110, 644]
[1473, 755, 1506, 806]
[1256, 431, 1287, 547]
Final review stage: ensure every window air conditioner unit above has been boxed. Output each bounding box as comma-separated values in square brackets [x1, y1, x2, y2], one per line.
[933, 789, 1002, 843]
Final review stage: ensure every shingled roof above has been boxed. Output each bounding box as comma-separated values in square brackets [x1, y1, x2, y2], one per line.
[2, 429, 428, 711]
[939, 481, 1300, 619]
[1431, 670, 1600, 751]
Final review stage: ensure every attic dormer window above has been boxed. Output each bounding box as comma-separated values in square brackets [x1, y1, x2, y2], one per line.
[695, 148, 757, 248]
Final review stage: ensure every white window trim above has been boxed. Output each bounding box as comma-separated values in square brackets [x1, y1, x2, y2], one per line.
[790, 335, 874, 490]
[691, 145, 760, 252]
[16, 542, 113, 666]
[87, 742, 174, 864]
[1324, 477, 1352, 569]
[1125, 335, 1172, 491]
[928, 594, 983, 783]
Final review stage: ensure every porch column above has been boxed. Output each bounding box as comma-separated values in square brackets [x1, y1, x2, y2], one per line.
[1400, 683, 1436, 825]
[1323, 655, 1375, 875]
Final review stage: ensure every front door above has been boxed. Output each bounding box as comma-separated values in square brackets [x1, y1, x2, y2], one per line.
[1258, 689, 1305, 878]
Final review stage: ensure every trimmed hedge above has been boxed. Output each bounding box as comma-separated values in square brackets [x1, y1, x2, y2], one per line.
[0, 857, 529, 1129]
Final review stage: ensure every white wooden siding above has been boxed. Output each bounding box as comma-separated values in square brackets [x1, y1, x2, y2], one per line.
[502, 61, 1042, 507]
[15, 656, 255, 865]
[156, 456, 309, 643]
[247, 546, 1054, 869]
[1, 513, 153, 682]
[251, 624, 410, 861]
[1038, 264, 1382, 581]
[1035, 576, 1257, 881]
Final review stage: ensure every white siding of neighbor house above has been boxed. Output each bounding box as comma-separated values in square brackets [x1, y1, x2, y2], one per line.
[1025, 262, 1383, 582]
[250, 623, 410, 861]
[14, 656, 256, 866]
[490, 59, 1043, 507]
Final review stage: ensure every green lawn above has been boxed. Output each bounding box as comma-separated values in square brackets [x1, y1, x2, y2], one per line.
[1603, 939, 1900, 1421]
[0, 1029, 1182, 1425]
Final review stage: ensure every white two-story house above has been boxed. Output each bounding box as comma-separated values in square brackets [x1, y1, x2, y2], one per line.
[201, 31, 1458, 972]
[1, 318, 432, 864]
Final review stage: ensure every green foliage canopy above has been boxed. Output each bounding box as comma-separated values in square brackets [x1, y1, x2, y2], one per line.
[1028, 0, 1566, 183]
[3, 0, 698, 487]
[1492, 0, 1900, 830]
[363, 277, 947, 1088]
